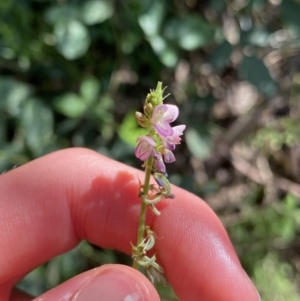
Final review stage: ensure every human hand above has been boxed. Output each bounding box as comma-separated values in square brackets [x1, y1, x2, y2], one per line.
[0, 148, 260, 301]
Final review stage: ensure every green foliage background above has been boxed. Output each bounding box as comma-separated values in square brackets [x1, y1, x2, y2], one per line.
[1, 0, 300, 299]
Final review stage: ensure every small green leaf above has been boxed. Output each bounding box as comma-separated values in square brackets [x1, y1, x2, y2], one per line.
[81, 0, 114, 25]
[80, 76, 101, 104]
[239, 55, 277, 97]
[209, 41, 232, 69]
[138, 0, 165, 37]
[281, 0, 300, 30]
[44, 4, 79, 25]
[54, 20, 90, 60]
[21, 98, 54, 156]
[118, 111, 147, 146]
[0, 77, 31, 116]
[185, 127, 212, 160]
[54, 93, 87, 118]
[248, 29, 271, 47]
[164, 16, 215, 50]
[148, 35, 178, 67]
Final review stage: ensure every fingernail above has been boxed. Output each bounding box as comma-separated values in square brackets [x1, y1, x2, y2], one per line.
[74, 268, 145, 301]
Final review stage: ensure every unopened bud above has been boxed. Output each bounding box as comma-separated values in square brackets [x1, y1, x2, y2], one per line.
[144, 103, 153, 118]
[135, 112, 148, 128]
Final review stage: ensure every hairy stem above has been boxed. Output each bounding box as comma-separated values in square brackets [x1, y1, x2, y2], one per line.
[132, 156, 153, 270]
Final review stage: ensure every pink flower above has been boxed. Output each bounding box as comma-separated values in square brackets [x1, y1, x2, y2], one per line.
[153, 155, 166, 174]
[151, 104, 179, 137]
[163, 149, 175, 163]
[162, 125, 186, 151]
[135, 136, 156, 161]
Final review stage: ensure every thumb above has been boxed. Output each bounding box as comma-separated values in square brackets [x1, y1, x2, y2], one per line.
[28, 265, 160, 301]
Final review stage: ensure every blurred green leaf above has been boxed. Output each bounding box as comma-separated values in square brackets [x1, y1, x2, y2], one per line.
[239, 55, 277, 97]
[54, 93, 87, 118]
[148, 35, 178, 67]
[44, 4, 79, 25]
[54, 20, 90, 60]
[118, 111, 147, 146]
[164, 16, 215, 50]
[81, 0, 114, 25]
[80, 76, 101, 104]
[281, 0, 300, 30]
[16, 265, 47, 297]
[185, 127, 212, 160]
[138, 0, 165, 37]
[248, 29, 271, 47]
[253, 253, 299, 301]
[0, 77, 31, 116]
[209, 41, 232, 69]
[209, 0, 226, 13]
[95, 94, 114, 121]
[21, 98, 54, 156]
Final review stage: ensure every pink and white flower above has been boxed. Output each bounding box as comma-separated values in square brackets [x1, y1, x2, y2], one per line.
[153, 154, 166, 174]
[135, 136, 156, 161]
[163, 149, 176, 163]
[151, 104, 179, 137]
[135, 99, 185, 165]
[162, 125, 186, 151]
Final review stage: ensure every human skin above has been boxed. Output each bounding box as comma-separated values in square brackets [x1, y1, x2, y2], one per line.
[0, 148, 260, 301]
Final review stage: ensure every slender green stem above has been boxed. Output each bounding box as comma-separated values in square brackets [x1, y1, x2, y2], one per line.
[132, 156, 153, 270]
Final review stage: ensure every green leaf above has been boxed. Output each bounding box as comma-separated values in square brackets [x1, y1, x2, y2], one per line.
[281, 0, 300, 31]
[253, 253, 300, 301]
[118, 111, 147, 146]
[54, 20, 90, 60]
[81, 0, 114, 25]
[185, 127, 212, 160]
[54, 93, 87, 118]
[0, 77, 31, 116]
[80, 76, 101, 104]
[164, 16, 215, 50]
[148, 35, 178, 67]
[248, 29, 271, 47]
[239, 55, 277, 97]
[209, 0, 226, 13]
[44, 4, 79, 25]
[209, 41, 232, 69]
[21, 98, 54, 156]
[138, 0, 165, 37]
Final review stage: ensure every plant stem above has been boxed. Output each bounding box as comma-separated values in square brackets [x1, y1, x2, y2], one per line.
[132, 156, 153, 270]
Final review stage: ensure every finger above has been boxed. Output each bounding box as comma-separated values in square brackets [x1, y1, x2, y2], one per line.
[0, 148, 259, 301]
[153, 189, 260, 301]
[9, 265, 159, 301]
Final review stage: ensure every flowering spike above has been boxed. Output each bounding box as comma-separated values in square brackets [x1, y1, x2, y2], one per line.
[132, 82, 186, 284]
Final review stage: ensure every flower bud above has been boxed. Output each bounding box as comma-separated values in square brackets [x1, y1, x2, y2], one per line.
[153, 156, 166, 174]
[135, 112, 148, 128]
[144, 103, 153, 118]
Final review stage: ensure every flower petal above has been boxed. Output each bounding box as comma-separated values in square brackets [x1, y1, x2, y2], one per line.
[164, 105, 179, 123]
[164, 149, 176, 163]
[172, 125, 186, 136]
[135, 136, 156, 161]
[154, 122, 173, 137]
[151, 104, 179, 137]
[153, 156, 166, 174]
